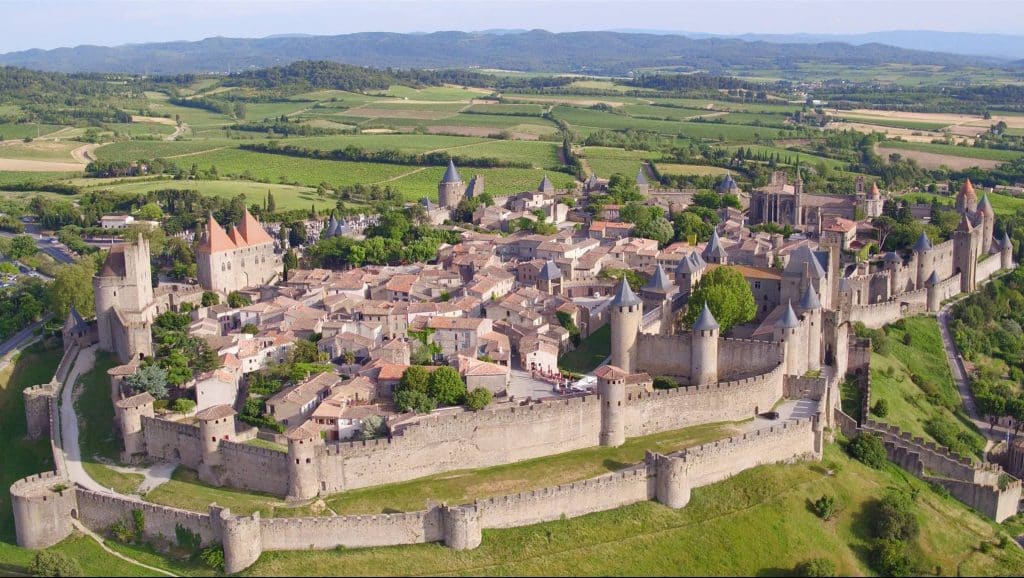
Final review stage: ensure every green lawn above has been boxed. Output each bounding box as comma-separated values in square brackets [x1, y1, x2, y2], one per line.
[143, 467, 320, 518]
[74, 352, 144, 493]
[79, 178, 330, 211]
[0, 140, 83, 162]
[326, 421, 735, 515]
[0, 122, 67, 141]
[242, 445, 1024, 577]
[655, 163, 731, 176]
[558, 323, 611, 374]
[246, 438, 287, 452]
[93, 139, 241, 163]
[865, 317, 986, 460]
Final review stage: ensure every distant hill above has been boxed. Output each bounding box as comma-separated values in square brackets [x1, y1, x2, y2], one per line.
[0, 30, 1004, 75]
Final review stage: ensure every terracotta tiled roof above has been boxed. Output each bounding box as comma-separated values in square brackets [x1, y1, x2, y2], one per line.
[197, 214, 235, 254]
[238, 209, 274, 246]
[195, 404, 236, 421]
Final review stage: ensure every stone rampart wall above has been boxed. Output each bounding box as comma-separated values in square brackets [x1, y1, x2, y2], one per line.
[624, 363, 784, 437]
[976, 254, 1002, 285]
[217, 441, 290, 495]
[142, 416, 202, 468]
[783, 375, 829, 400]
[848, 288, 927, 328]
[719, 338, 784, 379]
[260, 510, 443, 551]
[76, 489, 217, 544]
[636, 333, 691, 378]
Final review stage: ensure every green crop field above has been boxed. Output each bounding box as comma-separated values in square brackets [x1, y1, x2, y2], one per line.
[655, 163, 731, 176]
[143, 92, 234, 128]
[448, 139, 561, 168]
[465, 103, 545, 115]
[155, 148, 415, 188]
[724, 144, 851, 171]
[373, 85, 490, 101]
[879, 140, 1023, 162]
[0, 122, 67, 141]
[0, 140, 82, 162]
[621, 104, 710, 121]
[283, 134, 486, 154]
[79, 178, 332, 211]
[244, 100, 317, 120]
[0, 171, 80, 187]
[583, 147, 660, 178]
[93, 139, 242, 162]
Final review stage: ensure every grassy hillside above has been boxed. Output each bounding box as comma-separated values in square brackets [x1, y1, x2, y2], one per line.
[240, 445, 1024, 576]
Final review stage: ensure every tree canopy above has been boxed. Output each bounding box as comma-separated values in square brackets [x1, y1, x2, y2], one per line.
[680, 266, 755, 332]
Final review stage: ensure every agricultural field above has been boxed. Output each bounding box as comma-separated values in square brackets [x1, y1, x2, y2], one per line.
[79, 179, 330, 211]
[655, 163, 731, 177]
[0, 122, 67, 141]
[879, 140, 1023, 162]
[0, 139, 83, 162]
[284, 134, 487, 154]
[464, 103, 546, 115]
[583, 146, 661, 178]
[93, 139, 242, 163]
[383, 165, 574, 200]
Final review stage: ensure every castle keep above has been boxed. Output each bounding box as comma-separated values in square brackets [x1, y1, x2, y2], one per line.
[196, 209, 281, 295]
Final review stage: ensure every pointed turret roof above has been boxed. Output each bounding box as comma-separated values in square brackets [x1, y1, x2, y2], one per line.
[800, 284, 821, 310]
[238, 208, 274, 246]
[691, 250, 706, 269]
[776, 300, 800, 329]
[692, 302, 719, 332]
[870, 181, 881, 198]
[978, 194, 994, 217]
[228, 225, 243, 246]
[913, 231, 932, 252]
[838, 277, 851, 293]
[716, 173, 737, 193]
[883, 251, 902, 263]
[677, 253, 699, 274]
[1002, 230, 1013, 250]
[538, 174, 554, 192]
[635, 168, 648, 186]
[960, 178, 977, 199]
[956, 214, 974, 233]
[538, 260, 562, 281]
[926, 270, 940, 287]
[784, 245, 826, 279]
[66, 305, 89, 332]
[197, 212, 235, 253]
[325, 213, 339, 238]
[441, 159, 462, 184]
[702, 230, 728, 262]
[610, 278, 642, 307]
[645, 264, 673, 292]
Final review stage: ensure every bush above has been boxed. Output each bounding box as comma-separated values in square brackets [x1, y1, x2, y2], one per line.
[653, 376, 680, 390]
[465, 387, 493, 411]
[427, 366, 467, 406]
[871, 398, 889, 418]
[200, 546, 225, 571]
[811, 494, 836, 520]
[30, 551, 82, 577]
[394, 388, 435, 414]
[794, 557, 837, 577]
[847, 433, 888, 469]
[873, 490, 920, 542]
[172, 398, 196, 413]
[872, 539, 914, 577]
[175, 523, 203, 554]
[110, 519, 134, 543]
[227, 291, 252, 308]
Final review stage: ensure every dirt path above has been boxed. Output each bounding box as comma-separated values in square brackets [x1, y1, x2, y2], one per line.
[70, 143, 99, 164]
[73, 520, 178, 577]
[164, 123, 188, 141]
[163, 145, 229, 159]
[375, 166, 427, 184]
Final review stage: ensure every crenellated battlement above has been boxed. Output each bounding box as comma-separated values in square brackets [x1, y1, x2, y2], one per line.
[10, 471, 67, 495]
[220, 439, 288, 459]
[626, 363, 784, 404]
[676, 418, 815, 462]
[141, 415, 199, 438]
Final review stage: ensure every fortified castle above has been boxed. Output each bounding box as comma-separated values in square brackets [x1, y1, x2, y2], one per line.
[10, 178, 1020, 573]
[196, 209, 281, 294]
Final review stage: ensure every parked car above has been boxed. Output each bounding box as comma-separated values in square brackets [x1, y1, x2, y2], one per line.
[761, 411, 780, 420]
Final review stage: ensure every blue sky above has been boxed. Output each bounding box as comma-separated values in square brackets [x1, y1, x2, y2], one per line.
[0, 0, 1020, 53]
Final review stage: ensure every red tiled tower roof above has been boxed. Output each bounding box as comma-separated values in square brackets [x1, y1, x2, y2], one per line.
[238, 209, 274, 246]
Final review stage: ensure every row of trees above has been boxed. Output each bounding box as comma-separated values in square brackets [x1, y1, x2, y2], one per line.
[393, 365, 492, 413]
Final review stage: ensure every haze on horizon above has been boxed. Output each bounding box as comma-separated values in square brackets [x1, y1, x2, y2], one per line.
[0, 0, 1021, 54]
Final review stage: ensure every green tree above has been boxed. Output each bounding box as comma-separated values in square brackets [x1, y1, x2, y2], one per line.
[394, 388, 435, 413]
[634, 216, 674, 246]
[48, 258, 101, 318]
[201, 291, 220, 307]
[398, 366, 430, 394]
[427, 366, 467, 406]
[847, 433, 888, 469]
[135, 202, 163, 220]
[360, 414, 387, 439]
[29, 551, 82, 577]
[680, 266, 756, 332]
[124, 364, 169, 399]
[7, 234, 38, 259]
[283, 249, 298, 281]
[172, 398, 196, 413]
[873, 490, 920, 542]
[288, 339, 324, 364]
[0, 262, 17, 275]
[241, 324, 259, 335]
[465, 387, 493, 411]
[266, 190, 277, 213]
[227, 291, 252, 308]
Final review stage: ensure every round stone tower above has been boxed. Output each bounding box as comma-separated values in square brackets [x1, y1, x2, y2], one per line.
[213, 506, 264, 575]
[437, 159, 465, 209]
[978, 195, 995, 254]
[92, 273, 119, 352]
[196, 405, 236, 467]
[925, 271, 942, 313]
[799, 284, 822, 372]
[442, 504, 482, 550]
[1001, 231, 1014, 270]
[596, 364, 627, 448]
[690, 302, 719, 386]
[774, 300, 802, 376]
[650, 452, 690, 509]
[286, 422, 323, 501]
[609, 279, 643, 374]
[11, 472, 77, 549]
[114, 392, 155, 462]
[913, 231, 934, 289]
